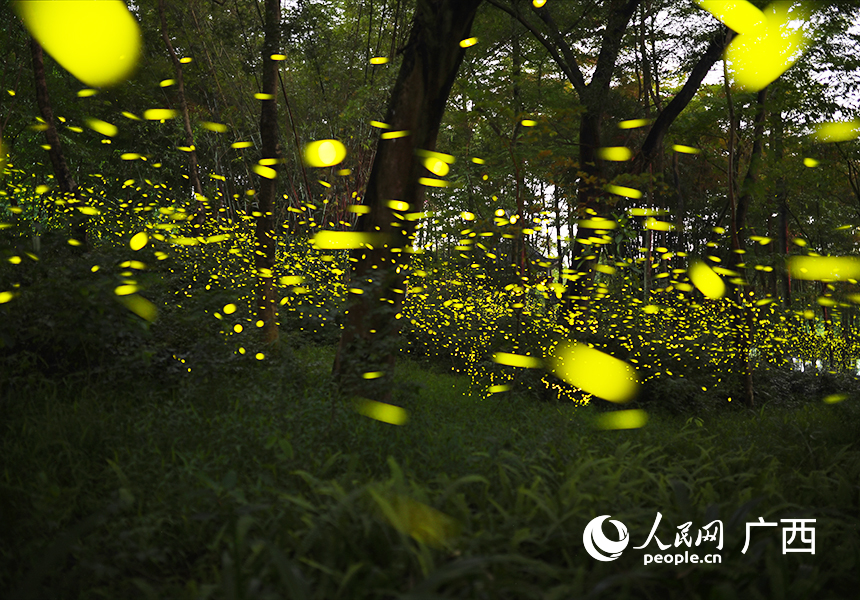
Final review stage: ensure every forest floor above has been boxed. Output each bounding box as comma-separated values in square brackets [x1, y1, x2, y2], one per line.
[1, 341, 859, 599]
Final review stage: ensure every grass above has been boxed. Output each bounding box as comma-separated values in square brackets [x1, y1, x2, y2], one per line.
[2, 338, 860, 600]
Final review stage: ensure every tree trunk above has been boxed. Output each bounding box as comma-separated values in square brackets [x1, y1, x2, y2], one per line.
[537, 0, 641, 318]
[554, 185, 564, 284]
[724, 56, 754, 408]
[511, 15, 527, 281]
[671, 150, 685, 252]
[157, 0, 205, 225]
[333, 0, 483, 399]
[254, 0, 280, 344]
[643, 226, 653, 300]
[30, 37, 86, 245]
[736, 86, 769, 239]
[772, 110, 792, 307]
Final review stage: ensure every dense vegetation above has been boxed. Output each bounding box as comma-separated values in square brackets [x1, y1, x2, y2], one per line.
[2, 0, 860, 597]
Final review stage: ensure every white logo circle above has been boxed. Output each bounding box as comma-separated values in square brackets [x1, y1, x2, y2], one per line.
[583, 515, 629, 561]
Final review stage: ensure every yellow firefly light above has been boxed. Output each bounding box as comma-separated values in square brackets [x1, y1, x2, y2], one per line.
[552, 343, 639, 403]
[697, 0, 809, 91]
[688, 260, 725, 298]
[15, 0, 142, 87]
[597, 147, 632, 161]
[304, 139, 347, 167]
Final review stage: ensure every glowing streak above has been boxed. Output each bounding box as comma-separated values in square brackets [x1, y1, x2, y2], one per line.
[114, 284, 139, 296]
[387, 200, 410, 211]
[688, 260, 726, 298]
[552, 343, 639, 403]
[253, 164, 277, 179]
[117, 294, 157, 321]
[202, 121, 228, 133]
[312, 231, 385, 249]
[605, 184, 642, 199]
[143, 108, 177, 120]
[493, 352, 541, 368]
[597, 147, 632, 161]
[697, 0, 809, 91]
[129, 232, 148, 251]
[355, 399, 408, 425]
[596, 409, 649, 430]
[304, 139, 347, 167]
[15, 0, 141, 87]
[618, 119, 650, 129]
[788, 256, 860, 281]
[673, 144, 700, 154]
[418, 177, 449, 187]
[85, 118, 117, 137]
[644, 218, 673, 231]
[814, 121, 859, 142]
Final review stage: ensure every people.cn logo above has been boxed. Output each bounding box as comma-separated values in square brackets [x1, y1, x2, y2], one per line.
[583, 515, 630, 561]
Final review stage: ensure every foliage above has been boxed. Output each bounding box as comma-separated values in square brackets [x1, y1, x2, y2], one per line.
[2, 0, 860, 597]
[2, 344, 860, 599]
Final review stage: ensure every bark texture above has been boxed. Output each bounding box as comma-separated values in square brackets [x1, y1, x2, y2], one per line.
[333, 0, 483, 399]
[30, 37, 87, 246]
[254, 0, 281, 344]
[158, 0, 206, 224]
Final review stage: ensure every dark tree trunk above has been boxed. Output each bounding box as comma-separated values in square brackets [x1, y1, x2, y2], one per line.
[30, 38, 86, 245]
[724, 57, 754, 408]
[671, 151, 685, 251]
[737, 86, 769, 239]
[254, 0, 280, 344]
[511, 15, 527, 281]
[554, 185, 564, 284]
[559, 0, 641, 316]
[30, 39, 75, 195]
[563, 106, 605, 314]
[772, 110, 791, 306]
[333, 0, 483, 399]
[489, 0, 726, 319]
[158, 0, 205, 224]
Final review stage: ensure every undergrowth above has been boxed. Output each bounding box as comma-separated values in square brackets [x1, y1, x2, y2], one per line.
[1, 342, 859, 599]
[1, 238, 859, 598]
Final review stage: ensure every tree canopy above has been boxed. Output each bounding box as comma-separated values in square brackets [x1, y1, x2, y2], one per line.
[2, 0, 860, 409]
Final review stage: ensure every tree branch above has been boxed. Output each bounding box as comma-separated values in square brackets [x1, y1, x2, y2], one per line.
[634, 27, 730, 173]
[486, 0, 587, 95]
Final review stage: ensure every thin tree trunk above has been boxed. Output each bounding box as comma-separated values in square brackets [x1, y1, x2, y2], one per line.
[736, 86, 769, 238]
[157, 0, 205, 224]
[643, 226, 653, 300]
[511, 16, 526, 281]
[639, 2, 653, 115]
[277, 69, 313, 219]
[30, 37, 86, 246]
[389, 0, 402, 59]
[554, 185, 564, 284]
[364, 0, 374, 83]
[724, 57, 754, 408]
[672, 150, 685, 251]
[254, 0, 280, 344]
[772, 110, 791, 306]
